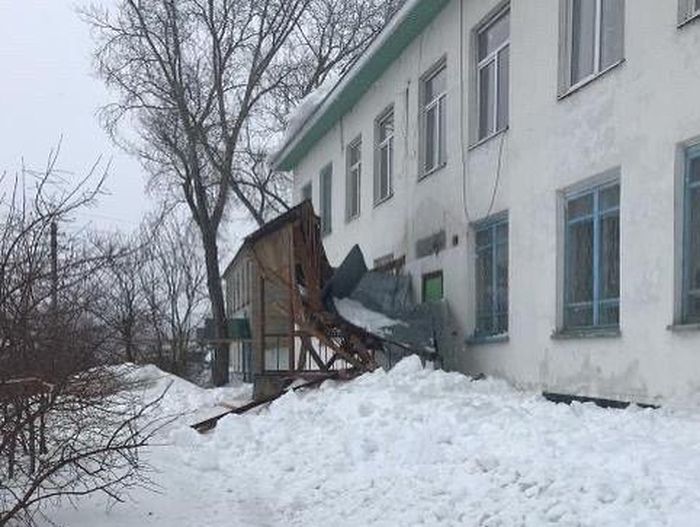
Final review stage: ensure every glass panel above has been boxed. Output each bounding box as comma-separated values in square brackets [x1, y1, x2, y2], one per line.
[688, 187, 700, 312]
[496, 46, 510, 132]
[567, 220, 594, 305]
[302, 183, 311, 202]
[425, 67, 446, 104]
[479, 60, 496, 139]
[379, 146, 390, 199]
[438, 98, 446, 165]
[600, 184, 620, 211]
[689, 155, 700, 185]
[599, 301, 619, 326]
[566, 304, 594, 328]
[321, 166, 332, 233]
[495, 238, 508, 333]
[349, 142, 361, 166]
[567, 193, 594, 220]
[696, 0, 700, 12]
[478, 10, 510, 60]
[425, 105, 436, 171]
[600, 212, 620, 301]
[571, 0, 596, 84]
[379, 113, 394, 142]
[476, 248, 493, 328]
[476, 227, 492, 249]
[600, 0, 624, 70]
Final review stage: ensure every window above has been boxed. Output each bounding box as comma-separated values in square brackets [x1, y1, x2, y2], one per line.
[374, 108, 394, 204]
[560, 0, 624, 92]
[421, 63, 447, 175]
[475, 217, 508, 337]
[683, 145, 700, 323]
[301, 182, 312, 203]
[422, 271, 444, 303]
[320, 164, 332, 235]
[346, 138, 362, 220]
[477, 7, 510, 140]
[564, 182, 620, 330]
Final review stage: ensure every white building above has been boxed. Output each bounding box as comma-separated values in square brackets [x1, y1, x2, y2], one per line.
[271, 0, 700, 404]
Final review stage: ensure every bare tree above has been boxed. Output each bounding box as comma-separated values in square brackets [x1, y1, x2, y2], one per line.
[82, 0, 402, 385]
[140, 214, 207, 375]
[0, 154, 168, 527]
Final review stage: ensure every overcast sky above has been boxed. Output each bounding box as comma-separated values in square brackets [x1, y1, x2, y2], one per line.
[0, 0, 149, 232]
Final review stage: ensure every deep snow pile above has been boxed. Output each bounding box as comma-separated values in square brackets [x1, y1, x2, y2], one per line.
[42, 359, 700, 526]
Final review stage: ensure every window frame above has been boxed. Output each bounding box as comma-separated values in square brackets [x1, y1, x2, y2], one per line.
[420, 60, 447, 178]
[476, 6, 510, 142]
[473, 215, 509, 338]
[374, 106, 394, 206]
[345, 136, 362, 222]
[558, 0, 625, 97]
[683, 144, 700, 323]
[562, 180, 621, 331]
[319, 163, 333, 236]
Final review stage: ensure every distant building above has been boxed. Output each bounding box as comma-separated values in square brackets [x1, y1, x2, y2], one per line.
[271, 0, 700, 404]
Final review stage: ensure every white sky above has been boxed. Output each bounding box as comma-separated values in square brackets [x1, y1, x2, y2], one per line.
[0, 0, 149, 232]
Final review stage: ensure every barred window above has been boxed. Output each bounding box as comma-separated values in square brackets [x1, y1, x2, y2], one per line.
[684, 145, 700, 322]
[475, 218, 508, 337]
[564, 182, 620, 329]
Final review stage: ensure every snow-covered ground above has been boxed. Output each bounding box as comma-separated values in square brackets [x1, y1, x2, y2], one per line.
[40, 359, 700, 526]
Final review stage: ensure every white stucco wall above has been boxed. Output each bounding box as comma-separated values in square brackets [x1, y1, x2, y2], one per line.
[289, 0, 700, 404]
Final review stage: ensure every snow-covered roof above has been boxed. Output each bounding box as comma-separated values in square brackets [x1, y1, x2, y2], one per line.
[270, 0, 450, 172]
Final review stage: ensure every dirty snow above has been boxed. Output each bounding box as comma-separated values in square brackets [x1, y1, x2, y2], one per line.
[40, 358, 700, 526]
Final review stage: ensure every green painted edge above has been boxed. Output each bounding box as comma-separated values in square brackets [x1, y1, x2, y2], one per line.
[274, 0, 450, 172]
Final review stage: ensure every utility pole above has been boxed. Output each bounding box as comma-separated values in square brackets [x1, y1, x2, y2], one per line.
[50, 221, 58, 312]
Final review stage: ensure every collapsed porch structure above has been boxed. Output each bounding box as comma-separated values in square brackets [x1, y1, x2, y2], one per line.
[218, 201, 455, 401]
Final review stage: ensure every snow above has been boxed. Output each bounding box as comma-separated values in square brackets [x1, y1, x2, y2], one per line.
[334, 297, 404, 336]
[40, 358, 700, 526]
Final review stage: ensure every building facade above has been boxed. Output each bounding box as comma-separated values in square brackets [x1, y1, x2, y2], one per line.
[272, 0, 700, 404]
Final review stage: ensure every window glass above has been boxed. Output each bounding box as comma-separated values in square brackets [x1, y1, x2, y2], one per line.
[320, 165, 332, 234]
[479, 61, 496, 139]
[571, 0, 596, 84]
[478, 10, 510, 60]
[425, 67, 446, 104]
[601, 0, 624, 69]
[686, 149, 700, 322]
[565, 183, 620, 329]
[346, 140, 361, 220]
[496, 47, 510, 132]
[475, 219, 508, 337]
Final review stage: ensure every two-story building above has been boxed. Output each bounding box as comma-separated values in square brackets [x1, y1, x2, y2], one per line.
[271, 0, 700, 404]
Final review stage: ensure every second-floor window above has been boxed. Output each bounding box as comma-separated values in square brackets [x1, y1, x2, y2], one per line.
[375, 108, 394, 204]
[477, 7, 510, 141]
[346, 137, 362, 221]
[422, 63, 447, 176]
[320, 164, 332, 235]
[562, 0, 624, 91]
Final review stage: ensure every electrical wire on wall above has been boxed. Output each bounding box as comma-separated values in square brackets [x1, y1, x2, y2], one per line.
[459, 0, 507, 225]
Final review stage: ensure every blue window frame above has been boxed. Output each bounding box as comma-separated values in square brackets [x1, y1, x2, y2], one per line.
[683, 145, 700, 323]
[475, 217, 508, 337]
[564, 182, 620, 329]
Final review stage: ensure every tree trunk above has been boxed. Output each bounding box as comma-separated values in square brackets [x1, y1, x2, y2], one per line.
[201, 227, 229, 386]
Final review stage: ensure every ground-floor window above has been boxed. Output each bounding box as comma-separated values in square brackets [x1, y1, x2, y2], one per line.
[684, 145, 700, 322]
[422, 271, 444, 303]
[475, 217, 508, 337]
[564, 181, 620, 329]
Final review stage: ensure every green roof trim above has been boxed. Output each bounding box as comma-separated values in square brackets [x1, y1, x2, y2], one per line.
[273, 0, 450, 172]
